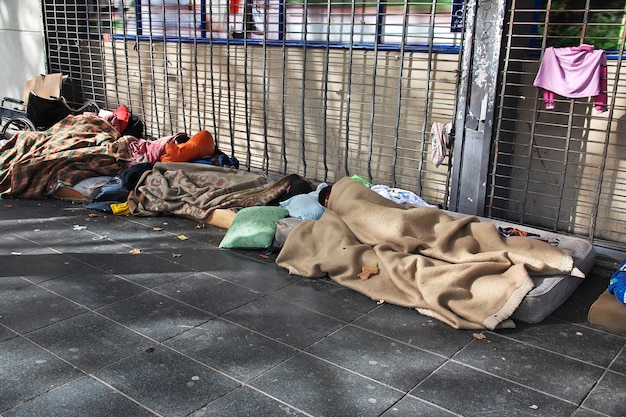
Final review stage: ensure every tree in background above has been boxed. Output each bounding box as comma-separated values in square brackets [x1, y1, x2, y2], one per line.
[546, 0, 625, 51]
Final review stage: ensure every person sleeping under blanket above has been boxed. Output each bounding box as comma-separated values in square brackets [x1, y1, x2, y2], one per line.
[276, 176, 584, 330]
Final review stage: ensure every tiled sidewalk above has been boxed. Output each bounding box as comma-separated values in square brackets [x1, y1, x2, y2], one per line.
[0, 198, 624, 417]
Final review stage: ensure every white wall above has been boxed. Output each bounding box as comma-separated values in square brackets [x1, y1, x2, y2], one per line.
[0, 0, 45, 101]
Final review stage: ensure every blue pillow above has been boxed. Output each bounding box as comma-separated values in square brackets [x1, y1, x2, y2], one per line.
[279, 193, 324, 220]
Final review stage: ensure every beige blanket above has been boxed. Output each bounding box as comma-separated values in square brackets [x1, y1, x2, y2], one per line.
[276, 177, 578, 330]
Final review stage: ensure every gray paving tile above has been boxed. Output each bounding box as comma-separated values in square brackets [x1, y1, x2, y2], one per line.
[0, 337, 83, 413]
[2, 376, 158, 417]
[0, 233, 44, 255]
[610, 347, 626, 374]
[0, 276, 32, 294]
[154, 272, 262, 315]
[53, 235, 140, 265]
[272, 276, 378, 321]
[109, 267, 196, 289]
[0, 324, 18, 342]
[12, 217, 91, 246]
[11, 200, 85, 218]
[189, 386, 308, 416]
[88, 247, 191, 277]
[306, 325, 447, 391]
[0, 249, 83, 283]
[0, 285, 86, 333]
[380, 395, 459, 416]
[27, 312, 155, 373]
[73, 211, 162, 239]
[251, 353, 403, 417]
[165, 318, 297, 382]
[40, 269, 146, 309]
[0, 210, 55, 233]
[571, 409, 612, 417]
[412, 361, 577, 417]
[499, 318, 626, 367]
[57, 240, 194, 287]
[222, 295, 344, 349]
[82, 213, 227, 253]
[193, 249, 295, 293]
[581, 370, 626, 417]
[114, 216, 225, 247]
[352, 303, 475, 357]
[143, 241, 219, 271]
[453, 333, 605, 404]
[93, 346, 240, 417]
[96, 290, 214, 341]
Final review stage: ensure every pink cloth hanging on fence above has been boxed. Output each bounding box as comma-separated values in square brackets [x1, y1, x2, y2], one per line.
[533, 44, 607, 112]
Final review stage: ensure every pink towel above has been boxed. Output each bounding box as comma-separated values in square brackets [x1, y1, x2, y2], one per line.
[533, 44, 607, 111]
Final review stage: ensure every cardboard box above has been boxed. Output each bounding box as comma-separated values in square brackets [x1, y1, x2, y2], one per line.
[22, 73, 66, 104]
[588, 290, 626, 333]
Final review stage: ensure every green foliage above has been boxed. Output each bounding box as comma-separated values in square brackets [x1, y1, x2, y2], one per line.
[545, 0, 625, 50]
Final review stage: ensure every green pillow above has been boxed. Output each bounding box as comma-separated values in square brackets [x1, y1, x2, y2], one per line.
[219, 206, 289, 249]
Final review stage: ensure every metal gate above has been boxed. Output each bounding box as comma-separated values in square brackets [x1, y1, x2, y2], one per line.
[43, 0, 465, 207]
[491, 0, 626, 259]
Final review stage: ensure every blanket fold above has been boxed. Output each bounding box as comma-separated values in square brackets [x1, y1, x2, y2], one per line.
[276, 177, 577, 330]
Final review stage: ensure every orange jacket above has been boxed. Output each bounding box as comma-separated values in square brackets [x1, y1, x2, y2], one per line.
[161, 130, 215, 162]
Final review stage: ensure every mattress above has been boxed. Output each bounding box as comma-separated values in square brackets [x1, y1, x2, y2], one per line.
[274, 212, 596, 324]
[465, 216, 596, 324]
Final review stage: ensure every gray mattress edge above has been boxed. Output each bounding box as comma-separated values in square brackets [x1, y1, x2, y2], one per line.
[464, 215, 596, 323]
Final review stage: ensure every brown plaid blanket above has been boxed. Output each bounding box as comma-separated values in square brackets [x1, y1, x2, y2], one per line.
[0, 114, 133, 199]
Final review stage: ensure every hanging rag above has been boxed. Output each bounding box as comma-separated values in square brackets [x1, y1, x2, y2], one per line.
[533, 44, 607, 112]
[431, 122, 451, 168]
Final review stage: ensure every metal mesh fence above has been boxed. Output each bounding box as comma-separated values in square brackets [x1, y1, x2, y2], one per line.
[493, 0, 626, 255]
[44, 0, 464, 208]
